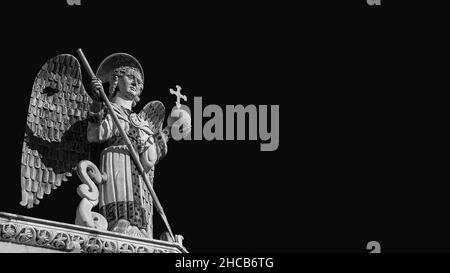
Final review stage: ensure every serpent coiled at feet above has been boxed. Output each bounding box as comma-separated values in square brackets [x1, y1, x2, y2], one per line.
[75, 160, 108, 230]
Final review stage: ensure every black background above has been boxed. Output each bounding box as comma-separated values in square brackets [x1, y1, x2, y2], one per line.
[0, 0, 448, 253]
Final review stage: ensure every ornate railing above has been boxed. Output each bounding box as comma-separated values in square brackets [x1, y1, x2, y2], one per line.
[0, 212, 187, 253]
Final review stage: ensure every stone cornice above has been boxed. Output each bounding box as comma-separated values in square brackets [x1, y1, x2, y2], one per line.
[0, 212, 187, 253]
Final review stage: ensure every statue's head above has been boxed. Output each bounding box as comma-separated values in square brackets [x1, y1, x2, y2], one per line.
[110, 66, 143, 107]
[96, 53, 145, 108]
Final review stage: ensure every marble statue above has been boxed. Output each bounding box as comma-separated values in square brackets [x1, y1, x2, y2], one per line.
[20, 52, 190, 241]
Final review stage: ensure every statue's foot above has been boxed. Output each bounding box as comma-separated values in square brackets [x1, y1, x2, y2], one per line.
[110, 219, 149, 238]
[110, 219, 130, 234]
[125, 225, 147, 238]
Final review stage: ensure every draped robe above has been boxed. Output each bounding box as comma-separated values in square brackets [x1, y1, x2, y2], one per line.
[87, 102, 168, 238]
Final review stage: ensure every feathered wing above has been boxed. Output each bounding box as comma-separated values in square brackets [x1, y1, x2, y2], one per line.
[139, 101, 165, 133]
[21, 54, 93, 208]
[139, 101, 168, 161]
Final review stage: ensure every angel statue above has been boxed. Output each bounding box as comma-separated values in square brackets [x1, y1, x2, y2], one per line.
[20, 52, 190, 240]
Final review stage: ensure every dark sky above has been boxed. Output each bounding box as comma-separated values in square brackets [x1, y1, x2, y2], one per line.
[1, 1, 448, 253]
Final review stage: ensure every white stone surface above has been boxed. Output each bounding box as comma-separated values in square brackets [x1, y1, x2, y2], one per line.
[0, 212, 187, 253]
[0, 241, 63, 253]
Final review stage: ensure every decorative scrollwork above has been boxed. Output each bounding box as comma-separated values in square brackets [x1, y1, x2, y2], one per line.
[70, 234, 86, 251]
[36, 229, 54, 246]
[84, 237, 103, 253]
[102, 240, 117, 253]
[1, 224, 19, 240]
[52, 232, 70, 249]
[136, 246, 152, 253]
[119, 242, 135, 253]
[16, 226, 36, 243]
[154, 248, 171, 253]
[0, 216, 184, 253]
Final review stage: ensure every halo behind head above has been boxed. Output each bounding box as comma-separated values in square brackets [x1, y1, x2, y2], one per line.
[96, 52, 144, 85]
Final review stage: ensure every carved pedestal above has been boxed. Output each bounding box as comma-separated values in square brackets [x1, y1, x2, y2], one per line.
[0, 212, 187, 253]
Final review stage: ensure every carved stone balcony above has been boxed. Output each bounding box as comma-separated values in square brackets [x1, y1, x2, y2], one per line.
[0, 212, 187, 253]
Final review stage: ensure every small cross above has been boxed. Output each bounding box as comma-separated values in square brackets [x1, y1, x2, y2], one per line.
[169, 85, 187, 109]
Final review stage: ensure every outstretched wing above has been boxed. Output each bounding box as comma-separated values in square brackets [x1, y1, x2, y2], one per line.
[21, 54, 93, 208]
[138, 101, 165, 133]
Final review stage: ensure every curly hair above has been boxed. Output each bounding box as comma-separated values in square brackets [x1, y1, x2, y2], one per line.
[109, 66, 144, 108]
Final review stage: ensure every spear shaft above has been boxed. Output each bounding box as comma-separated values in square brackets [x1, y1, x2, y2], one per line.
[76, 48, 175, 242]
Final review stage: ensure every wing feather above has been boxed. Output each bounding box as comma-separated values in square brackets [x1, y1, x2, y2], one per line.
[138, 101, 168, 161]
[139, 101, 166, 133]
[20, 54, 93, 208]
